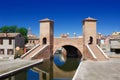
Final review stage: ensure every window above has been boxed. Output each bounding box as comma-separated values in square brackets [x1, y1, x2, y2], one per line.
[19, 34, 21, 37]
[33, 41, 35, 44]
[30, 40, 32, 43]
[42, 73, 46, 80]
[0, 39, 3, 45]
[7, 49, 13, 55]
[9, 39, 12, 45]
[0, 49, 4, 55]
[43, 37, 47, 45]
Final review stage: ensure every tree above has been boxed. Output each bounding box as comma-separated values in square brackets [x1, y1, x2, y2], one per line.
[0, 26, 28, 43]
[0, 25, 18, 33]
[0, 26, 9, 33]
[17, 27, 28, 43]
[9, 26, 18, 32]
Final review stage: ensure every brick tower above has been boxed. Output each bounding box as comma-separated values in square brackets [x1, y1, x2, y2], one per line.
[39, 18, 54, 56]
[82, 17, 97, 59]
[83, 17, 97, 45]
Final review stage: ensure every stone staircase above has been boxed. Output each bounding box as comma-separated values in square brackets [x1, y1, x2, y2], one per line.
[88, 44, 109, 60]
[31, 44, 50, 59]
[21, 44, 42, 59]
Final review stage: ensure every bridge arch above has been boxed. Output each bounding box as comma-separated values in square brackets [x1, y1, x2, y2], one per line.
[54, 44, 82, 59]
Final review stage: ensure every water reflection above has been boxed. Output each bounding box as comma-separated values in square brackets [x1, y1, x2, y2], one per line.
[2, 54, 80, 80]
[54, 53, 80, 71]
[54, 54, 66, 66]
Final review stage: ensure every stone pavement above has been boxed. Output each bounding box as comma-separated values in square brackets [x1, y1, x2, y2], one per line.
[73, 58, 120, 80]
[0, 59, 43, 78]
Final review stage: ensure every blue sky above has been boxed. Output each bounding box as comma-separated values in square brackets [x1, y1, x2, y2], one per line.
[0, 0, 120, 37]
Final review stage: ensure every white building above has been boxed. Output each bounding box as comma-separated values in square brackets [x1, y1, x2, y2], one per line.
[0, 33, 25, 59]
[112, 32, 120, 35]
[110, 34, 120, 53]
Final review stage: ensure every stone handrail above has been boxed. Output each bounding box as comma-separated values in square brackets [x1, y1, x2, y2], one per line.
[86, 44, 97, 59]
[21, 44, 40, 58]
[96, 45, 109, 59]
[30, 44, 49, 59]
[72, 62, 83, 80]
[54, 36, 83, 38]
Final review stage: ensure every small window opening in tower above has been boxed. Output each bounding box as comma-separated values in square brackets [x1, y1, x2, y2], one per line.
[43, 37, 47, 45]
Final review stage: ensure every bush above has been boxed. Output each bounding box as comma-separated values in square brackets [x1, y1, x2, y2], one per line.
[14, 48, 24, 59]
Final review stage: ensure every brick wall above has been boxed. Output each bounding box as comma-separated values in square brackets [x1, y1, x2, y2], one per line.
[54, 37, 83, 55]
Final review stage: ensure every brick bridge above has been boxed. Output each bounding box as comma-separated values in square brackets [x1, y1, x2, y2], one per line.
[54, 37, 83, 58]
[21, 17, 109, 61]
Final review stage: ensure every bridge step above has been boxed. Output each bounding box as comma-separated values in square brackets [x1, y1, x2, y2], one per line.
[22, 45, 43, 59]
[22, 44, 50, 60]
[88, 45, 108, 60]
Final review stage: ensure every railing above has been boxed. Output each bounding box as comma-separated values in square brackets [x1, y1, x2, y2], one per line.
[21, 44, 40, 58]
[54, 36, 83, 38]
[30, 44, 49, 59]
[72, 62, 83, 80]
[96, 45, 109, 59]
[86, 44, 97, 59]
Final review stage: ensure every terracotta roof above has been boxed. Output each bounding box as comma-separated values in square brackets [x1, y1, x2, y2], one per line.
[40, 18, 54, 22]
[83, 17, 97, 21]
[112, 32, 120, 35]
[0, 33, 20, 38]
[28, 35, 39, 40]
[110, 35, 120, 39]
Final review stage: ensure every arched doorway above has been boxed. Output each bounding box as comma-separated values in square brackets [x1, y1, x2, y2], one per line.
[89, 36, 93, 44]
[42, 37, 47, 45]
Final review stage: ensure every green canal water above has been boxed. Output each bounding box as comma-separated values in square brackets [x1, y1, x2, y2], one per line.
[3, 53, 81, 80]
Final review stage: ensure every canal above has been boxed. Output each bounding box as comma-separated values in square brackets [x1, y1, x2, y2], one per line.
[2, 49, 81, 80]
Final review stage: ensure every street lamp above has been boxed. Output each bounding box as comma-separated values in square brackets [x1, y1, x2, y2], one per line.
[73, 32, 76, 37]
[67, 32, 69, 37]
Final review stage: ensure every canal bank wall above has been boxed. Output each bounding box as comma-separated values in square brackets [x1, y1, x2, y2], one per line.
[0, 59, 43, 79]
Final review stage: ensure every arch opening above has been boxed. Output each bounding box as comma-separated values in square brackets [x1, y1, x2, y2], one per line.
[43, 37, 47, 45]
[53, 45, 82, 71]
[62, 45, 82, 58]
[89, 36, 93, 44]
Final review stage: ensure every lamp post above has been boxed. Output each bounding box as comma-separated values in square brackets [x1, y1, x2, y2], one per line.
[14, 46, 20, 59]
[73, 32, 76, 38]
[67, 32, 69, 37]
